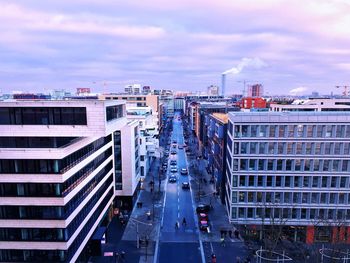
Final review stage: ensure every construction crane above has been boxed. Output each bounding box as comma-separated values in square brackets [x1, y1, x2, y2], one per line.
[335, 85, 350, 96]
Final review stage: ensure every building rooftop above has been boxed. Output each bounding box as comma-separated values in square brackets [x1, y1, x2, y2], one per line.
[211, 113, 228, 124]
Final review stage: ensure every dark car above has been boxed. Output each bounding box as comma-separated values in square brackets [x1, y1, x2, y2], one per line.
[196, 204, 211, 213]
[170, 160, 177, 165]
[199, 220, 209, 231]
[182, 182, 190, 189]
[169, 176, 177, 183]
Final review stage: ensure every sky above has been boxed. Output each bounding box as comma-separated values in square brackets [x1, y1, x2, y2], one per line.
[0, 0, 350, 95]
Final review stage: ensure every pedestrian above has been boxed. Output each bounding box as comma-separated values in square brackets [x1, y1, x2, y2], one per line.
[234, 229, 239, 238]
[220, 237, 225, 247]
[211, 253, 217, 263]
[182, 217, 187, 226]
[236, 256, 241, 263]
[175, 221, 179, 230]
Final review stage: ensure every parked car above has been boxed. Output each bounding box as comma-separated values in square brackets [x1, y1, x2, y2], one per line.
[199, 220, 209, 231]
[169, 176, 177, 183]
[180, 168, 188, 175]
[182, 182, 190, 189]
[196, 204, 211, 213]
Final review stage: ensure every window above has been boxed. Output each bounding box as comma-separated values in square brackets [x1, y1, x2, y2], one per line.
[269, 125, 276, 137]
[106, 105, 124, 121]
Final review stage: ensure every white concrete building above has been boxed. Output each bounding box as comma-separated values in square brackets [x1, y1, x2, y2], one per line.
[270, 98, 350, 112]
[126, 106, 159, 177]
[0, 100, 139, 262]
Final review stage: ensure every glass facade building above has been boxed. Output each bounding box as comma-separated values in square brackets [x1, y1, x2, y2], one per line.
[226, 112, 350, 243]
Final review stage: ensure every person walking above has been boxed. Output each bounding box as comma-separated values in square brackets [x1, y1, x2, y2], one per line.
[220, 237, 225, 247]
[182, 217, 187, 226]
[175, 221, 179, 230]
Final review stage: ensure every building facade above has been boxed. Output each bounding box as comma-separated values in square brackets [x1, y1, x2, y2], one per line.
[226, 112, 350, 244]
[247, 84, 263, 97]
[270, 98, 350, 112]
[0, 100, 139, 262]
[206, 113, 228, 204]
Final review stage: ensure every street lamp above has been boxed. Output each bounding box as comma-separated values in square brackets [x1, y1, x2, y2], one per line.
[129, 218, 152, 249]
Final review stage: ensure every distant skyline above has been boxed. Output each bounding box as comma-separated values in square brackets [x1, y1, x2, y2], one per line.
[0, 0, 350, 95]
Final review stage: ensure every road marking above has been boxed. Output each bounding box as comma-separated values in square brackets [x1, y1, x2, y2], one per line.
[199, 240, 206, 263]
[210, 242, 214, 253]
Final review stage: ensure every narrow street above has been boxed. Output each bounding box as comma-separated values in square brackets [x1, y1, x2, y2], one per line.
[157, 112, 204, 262]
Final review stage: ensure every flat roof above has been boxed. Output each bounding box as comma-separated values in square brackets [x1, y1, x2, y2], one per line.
[211, 113, 228, 123]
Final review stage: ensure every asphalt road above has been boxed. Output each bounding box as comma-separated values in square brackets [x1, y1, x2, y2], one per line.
[158, 112, 204, 263]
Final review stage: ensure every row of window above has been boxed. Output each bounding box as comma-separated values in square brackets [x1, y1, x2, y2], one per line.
[232, 207, 350, 221]
[0, 160, 112, 220]
[235, 141, 350, 155]
[234, 158, 350, 172]
[232, 191, 350, 205]
[0, 135, 111, 174]
[0, 160, 113, 197]
[0, 137, 79, 148]
[114, 131, 122, 190]
[0, 107, 87, 125]
[0, 177, 113, 242]
[0, 188, 114, 262]
[233, 175, 350, 188]
[232, 124, 350, 139]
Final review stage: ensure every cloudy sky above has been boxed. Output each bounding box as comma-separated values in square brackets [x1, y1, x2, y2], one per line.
[1, 0, 350, 95]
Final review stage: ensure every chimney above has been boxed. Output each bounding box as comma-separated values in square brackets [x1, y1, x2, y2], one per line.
[221, 74, 226, 97]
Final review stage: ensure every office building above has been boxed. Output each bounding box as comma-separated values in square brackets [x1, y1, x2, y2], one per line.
[206, 113, 228, 203]
[207, 85, 219, 96]
[226, 112, 350, 244]
[0, 100, 140, 262]
[126, 106, 159, 177]
[247, 84, 263, 97]
[270, 98, 350, 112]
[124, 84, 141, 95]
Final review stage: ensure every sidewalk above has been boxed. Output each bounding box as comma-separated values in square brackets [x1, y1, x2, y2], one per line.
[122, 157, 164, 243]
[91, 146, 167, 263]
[186, 130, 242, 244]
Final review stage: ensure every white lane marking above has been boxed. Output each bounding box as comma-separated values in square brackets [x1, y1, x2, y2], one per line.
[199, 240, 206, 263]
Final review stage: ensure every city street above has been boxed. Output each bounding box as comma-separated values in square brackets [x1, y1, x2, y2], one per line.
[93, 111, 248, 263]
[157, 112, 204, 263]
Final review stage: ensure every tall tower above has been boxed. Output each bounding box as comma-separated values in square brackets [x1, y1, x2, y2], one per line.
[221, 74, 226, 96]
